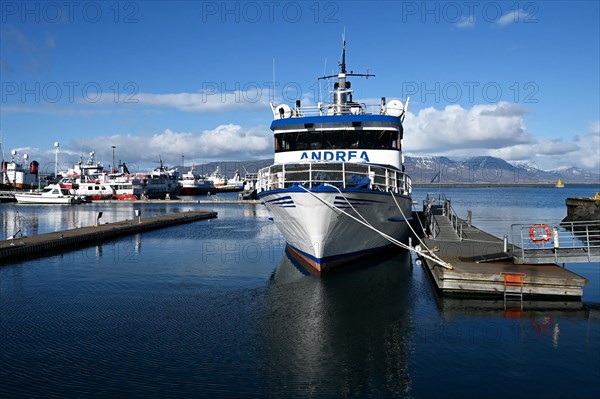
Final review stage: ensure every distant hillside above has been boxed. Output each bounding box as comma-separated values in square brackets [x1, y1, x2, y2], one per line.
[183, 159, 273, 177]
[404, 156, 599, 184]
[180, 156, 599, 184]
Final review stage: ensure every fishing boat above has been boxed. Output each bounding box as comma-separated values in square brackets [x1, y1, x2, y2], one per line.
[223, 170, 245, 191]
[1, 150, 41, 190]
[555, 178, 565, 188]
[256, 38, 413, 272]
[14, 184, 81, 204]
[205, 166, 244, 193]
[103, 159, 180, 200]
[179, 165, 216, 195]
[144, 159, 180, 199]
[216, 169, 245, 193]
[207, 166, 228, 187]
[239, 172, 258, 200]
[60, 152, 115, 200]
[110, 171, 178, 200]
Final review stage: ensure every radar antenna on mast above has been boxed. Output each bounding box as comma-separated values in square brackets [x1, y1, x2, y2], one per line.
[340, 30, 346, 74]
[319, 33, 375, 81]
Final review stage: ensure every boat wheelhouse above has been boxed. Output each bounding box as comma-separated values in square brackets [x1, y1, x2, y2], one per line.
[257, 38, 412, 272]
[1, 150, 40, 190]
[60, 152, 115, 200]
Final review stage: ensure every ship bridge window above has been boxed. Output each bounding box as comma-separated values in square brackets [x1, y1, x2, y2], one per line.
[275, 130, 400, 153]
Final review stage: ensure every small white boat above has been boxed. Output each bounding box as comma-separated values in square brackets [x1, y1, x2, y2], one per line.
[14, 184, 80, 204]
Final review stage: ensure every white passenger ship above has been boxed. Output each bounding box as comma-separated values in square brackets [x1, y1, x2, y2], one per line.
[257, 39, 413, 272]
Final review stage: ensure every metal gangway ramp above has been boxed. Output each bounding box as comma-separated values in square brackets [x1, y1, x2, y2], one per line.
[511, 220, 600, 264]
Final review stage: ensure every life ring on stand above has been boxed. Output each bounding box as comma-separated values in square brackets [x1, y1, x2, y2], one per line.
[529, 224, 551, 244]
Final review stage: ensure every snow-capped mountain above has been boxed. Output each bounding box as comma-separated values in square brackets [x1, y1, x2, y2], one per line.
[404, 155, 599, 184]
[186, 156, 598, 185]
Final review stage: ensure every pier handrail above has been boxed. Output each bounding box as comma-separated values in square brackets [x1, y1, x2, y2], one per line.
[422, 193, 465, 240]
[429, 213, 442, 239]
[511, 220, 600, 263]
[257, 162, 412, 196]
[445, 200, 465, 239]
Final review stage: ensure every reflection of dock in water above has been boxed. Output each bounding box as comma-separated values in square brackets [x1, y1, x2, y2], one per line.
[0, 210, 217, 263]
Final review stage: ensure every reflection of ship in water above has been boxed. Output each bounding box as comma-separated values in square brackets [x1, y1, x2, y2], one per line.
[261, 250, 415, 396]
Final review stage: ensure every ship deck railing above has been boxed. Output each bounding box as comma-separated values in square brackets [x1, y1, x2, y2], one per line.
[511, 220, 600, 264]
[257, 162, 411, 195]
[283, 103, 385, 118]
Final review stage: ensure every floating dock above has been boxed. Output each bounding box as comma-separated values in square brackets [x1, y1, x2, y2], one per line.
[0, 210, 217, 262]
[416, 196, 593, 299]
[92, 198, 260, 205]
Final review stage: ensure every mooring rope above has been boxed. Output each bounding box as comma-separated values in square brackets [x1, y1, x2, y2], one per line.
[390, 192, 453, 269]
[323, 183, 371, 226]
[296, 184, 452, 269]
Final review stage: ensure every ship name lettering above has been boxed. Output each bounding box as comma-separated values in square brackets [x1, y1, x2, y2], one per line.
[300, 151, 370, 162]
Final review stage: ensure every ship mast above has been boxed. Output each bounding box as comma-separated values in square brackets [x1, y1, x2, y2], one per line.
[319, 34, 374, 114]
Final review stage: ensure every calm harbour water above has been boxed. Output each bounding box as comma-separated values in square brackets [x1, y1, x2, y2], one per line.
[1, 186, 599, 398]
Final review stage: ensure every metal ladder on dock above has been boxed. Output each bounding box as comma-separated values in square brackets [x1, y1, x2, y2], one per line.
[501, 272, 526, 310]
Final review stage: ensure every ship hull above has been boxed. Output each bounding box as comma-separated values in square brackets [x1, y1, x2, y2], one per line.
[179, 187, 214, 195]
[14, 193, 76, 204]
[259, 186, 412, 272]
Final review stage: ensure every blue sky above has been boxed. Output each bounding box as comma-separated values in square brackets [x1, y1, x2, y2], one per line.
[1, 1, 599, 175]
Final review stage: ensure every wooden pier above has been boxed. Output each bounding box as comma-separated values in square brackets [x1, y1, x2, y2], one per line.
[0, 210, 217, 262]
[416, 197, 591, 299]
[92, 198, 260, 205]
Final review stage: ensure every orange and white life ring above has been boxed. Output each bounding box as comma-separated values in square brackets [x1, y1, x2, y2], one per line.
[529, 223, 551, 244]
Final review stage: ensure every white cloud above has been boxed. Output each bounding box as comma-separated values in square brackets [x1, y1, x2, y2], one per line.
[2, 88, 271, 115]
[127, 89, 271, 113]
[456, 16, 475, 29]
[496, 9, 528, 26]
[489, 140, 579, 159]
[569, 122, 600, 170]
[69, 124, 272, 168]
[404, 104, 599, 171]
[0, 27, 55, 73]
[403, 102, 532, 152]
